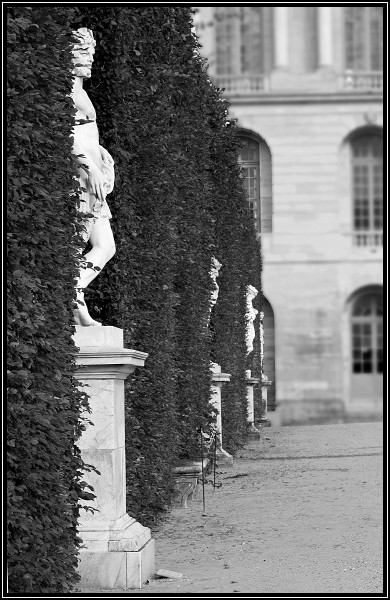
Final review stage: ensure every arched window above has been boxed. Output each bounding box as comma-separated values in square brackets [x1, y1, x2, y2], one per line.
[239, 138, 260, 231]
[238, 133, 272, 234]
[344, 7, 383, 71]
[351, 292, 383, 374]
[351, 133, 383, 246]
[214, 7, 273, 92]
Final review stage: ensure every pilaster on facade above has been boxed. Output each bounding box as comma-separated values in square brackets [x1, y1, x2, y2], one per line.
[273, 7, 289, 70]
[194, 6, 216, 76]
[318, 6, 333, 69]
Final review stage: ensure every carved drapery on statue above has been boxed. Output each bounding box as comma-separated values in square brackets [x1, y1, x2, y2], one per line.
[245, 285, 259, 355]
[71, 28, 116, 327]
[259, 310, 264, 370]
[209, 256, 222, 368]
[209, 256, 222, 318]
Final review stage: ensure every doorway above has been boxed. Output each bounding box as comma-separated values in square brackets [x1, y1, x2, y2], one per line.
[350, 288, 383, 404]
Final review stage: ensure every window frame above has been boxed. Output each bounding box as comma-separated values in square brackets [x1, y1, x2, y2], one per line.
[350, 131, 383, 246]
[238, 137, 261, 232]
[351, 293, 383, 375]
[214, 6, 274, 77]
[237, 129, 273, 235]
[344, 6, 383, 72]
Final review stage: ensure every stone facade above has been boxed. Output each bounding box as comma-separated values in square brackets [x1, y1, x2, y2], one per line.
[194, 6, 383, 423]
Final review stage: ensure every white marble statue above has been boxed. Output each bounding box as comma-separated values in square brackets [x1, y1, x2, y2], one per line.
[208, 256, 222, 320]
[259, 310, 264, 370]
[71, 28, 116, 327]
[245, 285, 259, 355]
[208, 256, 222, 371]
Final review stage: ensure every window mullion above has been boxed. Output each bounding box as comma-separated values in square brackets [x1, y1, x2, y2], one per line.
[368, 149, 375, 231]
[363, 7, 369, 70]
[233, 8, 241, 75]
[371, 303, 377, 373]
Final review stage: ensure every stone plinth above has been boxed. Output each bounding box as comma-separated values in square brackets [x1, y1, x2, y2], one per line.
[210, 363, 233, 466]
[246, 370, 261, 440]
[259, 376, 273, 427]
[73, 326, 155, 589]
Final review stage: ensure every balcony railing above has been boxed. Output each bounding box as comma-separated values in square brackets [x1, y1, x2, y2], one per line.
[213, 71, 383, 95]
[342, 70, 383, 92]
[213, 75, 269, 95]
[353, 230, 383, 247]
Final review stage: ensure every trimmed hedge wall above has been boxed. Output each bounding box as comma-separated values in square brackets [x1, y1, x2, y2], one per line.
[8, 9, 263, 592]
[208, 117, 263, 454]
[7, 7, 96, 593]
[71, 6, 262, 522]
[71, 6, 219, 522]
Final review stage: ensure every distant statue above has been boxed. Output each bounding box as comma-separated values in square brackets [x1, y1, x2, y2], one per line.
[71, 28, 116, 326]
[208, 256, 222, 369]
[245, 285, 259, 355]
[208, 256, 222, 323]
[259, 310, 264, 370]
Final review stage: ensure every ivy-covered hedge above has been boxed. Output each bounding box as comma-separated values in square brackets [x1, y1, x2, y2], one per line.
[71, 6, 263, 523]
[7, 6, 96, 593]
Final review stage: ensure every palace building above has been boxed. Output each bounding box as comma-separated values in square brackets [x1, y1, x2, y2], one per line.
[194, 6, 383, 423]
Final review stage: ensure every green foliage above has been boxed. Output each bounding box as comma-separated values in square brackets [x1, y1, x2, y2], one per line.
[7, 6, 95, 593]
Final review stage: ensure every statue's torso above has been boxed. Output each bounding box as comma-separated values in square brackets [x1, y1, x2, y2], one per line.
[72, 86, 102, 178]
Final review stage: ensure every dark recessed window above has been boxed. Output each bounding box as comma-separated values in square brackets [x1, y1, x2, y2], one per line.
[345, 7, 383, 71]
[351, 133, 382, 246]
[215, 7, 273, 76]
[238, 135, 272, 234]
[351, 293, 383, 374]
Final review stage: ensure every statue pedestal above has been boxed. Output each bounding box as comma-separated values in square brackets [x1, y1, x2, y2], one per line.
[259, 376, 273, 427]
[246, 371, 261, 440]
[73, 326, 155, 589]
[210, 363, 233, 466]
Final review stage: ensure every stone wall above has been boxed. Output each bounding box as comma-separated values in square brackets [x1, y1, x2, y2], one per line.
[194, 6, 383, 423]
[231, 101, 383, 423]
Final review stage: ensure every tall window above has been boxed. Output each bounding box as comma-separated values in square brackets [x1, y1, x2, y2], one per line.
[345, 7, 383, 71]
[351, 133, 382, 246]
[351, 292, 383, 374]
[238, 134, 272, 234]
[215, 7, 273, 76]
[239, 138, 260, 230]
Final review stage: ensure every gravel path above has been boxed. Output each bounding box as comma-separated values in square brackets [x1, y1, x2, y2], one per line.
[80, 421, 383, 595]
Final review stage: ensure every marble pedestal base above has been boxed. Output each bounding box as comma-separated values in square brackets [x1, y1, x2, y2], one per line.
[78, 539, 155, 590]
[246, 371, 261, 440]
[259, 377, 273, 428]
[210, 363, 233, 467]
[73, 326, 155, 589]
